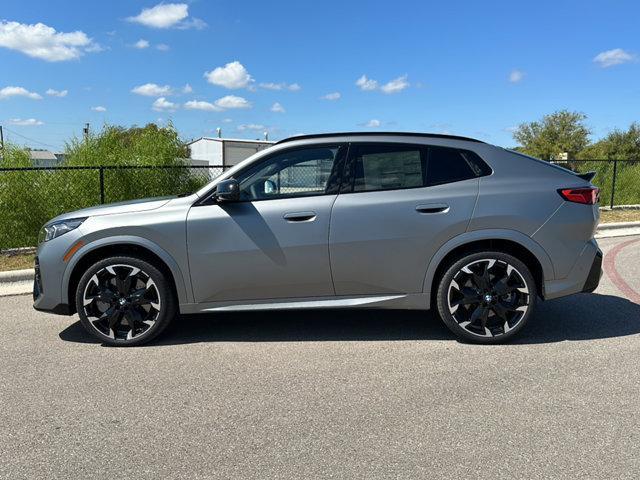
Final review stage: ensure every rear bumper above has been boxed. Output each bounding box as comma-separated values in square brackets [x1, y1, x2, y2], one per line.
[543, 239, 601, 300]
[581, 249, 603, 293]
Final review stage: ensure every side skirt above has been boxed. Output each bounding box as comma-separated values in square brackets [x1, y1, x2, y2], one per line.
[179, 293, 429, 314]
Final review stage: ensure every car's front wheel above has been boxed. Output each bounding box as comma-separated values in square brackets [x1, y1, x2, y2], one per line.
[436, 251, 537, 344]
[75, 256, 177, 346]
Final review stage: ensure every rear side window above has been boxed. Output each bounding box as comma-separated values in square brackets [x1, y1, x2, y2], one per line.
[352, 144, 424, 192]
[426, 146, 477, 186]
[347, 143, 491, 193]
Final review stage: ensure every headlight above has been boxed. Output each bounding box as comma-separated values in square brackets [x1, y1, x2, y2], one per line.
[39, 218, 87, 243]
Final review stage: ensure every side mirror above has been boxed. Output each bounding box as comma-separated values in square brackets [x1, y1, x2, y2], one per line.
[215, 179, 240, 202]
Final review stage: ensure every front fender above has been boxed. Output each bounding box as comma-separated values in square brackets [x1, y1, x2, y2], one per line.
[421, 229, 555, 303]
[61, 235, 191, 306]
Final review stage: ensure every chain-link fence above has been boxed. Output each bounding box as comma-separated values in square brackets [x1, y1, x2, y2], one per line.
[552, 159, 640, 208]
[2, 160, 639, 248]
[0, 165, 229, 249]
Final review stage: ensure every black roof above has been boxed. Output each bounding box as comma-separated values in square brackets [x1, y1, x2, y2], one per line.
[275, 131, 485, 145]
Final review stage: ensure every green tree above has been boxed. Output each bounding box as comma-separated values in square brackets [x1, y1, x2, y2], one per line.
[61, 123, 198, 205]
[64, 122, 189, 166]
[512, 110, 591, 160]
[0, 145, 51, 248]
[580, 122, 640, 160]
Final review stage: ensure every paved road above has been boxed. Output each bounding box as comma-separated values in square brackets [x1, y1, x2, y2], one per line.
[1, 236, 640, 479]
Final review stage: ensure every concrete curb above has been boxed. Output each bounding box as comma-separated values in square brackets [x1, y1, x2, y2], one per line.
[595, 222, 640, 239]
[597, 221, 640, 231]
[0, 269, 34, 283]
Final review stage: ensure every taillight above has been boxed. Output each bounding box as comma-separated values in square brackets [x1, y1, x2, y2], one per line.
[558, 187, 600, 205]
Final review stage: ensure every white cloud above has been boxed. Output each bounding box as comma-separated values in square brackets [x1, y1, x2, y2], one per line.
[356, 75, 379, 91]
[0, 20, 98, 62]
[357, 74, 410, 93]
[364, 119, 381, 128]
[182, 83, 193, 93]
[9, 118, 43, 126]
[126, 3, 205, 29]
[214, 95, 251, 109]
[593, 48, 635, 68]
[380, 75, 409, 94]
[271, 102, 285, 113]
[91, 106, 107, 112]
[259, 82, 301, 91]
[46, 88, 68, 97]
[184, 100, 222, 112]
[204, 61, 253, 89]
[183, 95, 251, 112]
[176, 18, 207, 30]
[152, 97, 177, 112]
[131, 83, 173, 96]
[133, 39, 150, 49]
[508, 69, 525, 83]
[321, 92, 341, 101]
[238, 124, 266, 131]
[223, 118, 233, 123]
[0, 86, 42, 100]
[156, 43, 170, 51]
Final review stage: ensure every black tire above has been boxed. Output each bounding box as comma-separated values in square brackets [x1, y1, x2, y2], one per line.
[436, 251, 537, 344]
[75, 256, 177, 346]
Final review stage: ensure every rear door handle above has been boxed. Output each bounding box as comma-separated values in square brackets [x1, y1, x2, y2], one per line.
[416, 203, 449, 214]
[283, 211, 317, 222]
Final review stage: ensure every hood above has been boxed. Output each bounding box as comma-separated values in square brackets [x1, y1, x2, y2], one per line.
[49, 196, 174, 223]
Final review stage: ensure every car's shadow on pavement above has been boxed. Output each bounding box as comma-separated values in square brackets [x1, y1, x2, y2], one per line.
[59, 293, 640, 346]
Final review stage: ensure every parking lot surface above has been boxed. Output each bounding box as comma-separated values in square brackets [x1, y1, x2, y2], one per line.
[1, 236, 640, 479]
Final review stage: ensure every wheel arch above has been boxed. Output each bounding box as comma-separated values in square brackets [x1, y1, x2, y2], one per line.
[63, 236, 190, 313]
[423, 229, 555, 308]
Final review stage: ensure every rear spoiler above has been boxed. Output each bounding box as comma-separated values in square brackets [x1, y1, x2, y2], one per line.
[576, 171, 596, 182]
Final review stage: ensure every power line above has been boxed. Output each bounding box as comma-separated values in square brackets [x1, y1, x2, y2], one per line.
[2, 127, 59, 149]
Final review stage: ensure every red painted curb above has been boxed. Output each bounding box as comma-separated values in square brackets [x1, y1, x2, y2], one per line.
[603, 238, 640, 304]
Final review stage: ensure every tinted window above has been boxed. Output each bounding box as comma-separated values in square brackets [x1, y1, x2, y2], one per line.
[426, 146, 477, 186]
[238, 146, 341, 201]
[352, 144, 424, 192]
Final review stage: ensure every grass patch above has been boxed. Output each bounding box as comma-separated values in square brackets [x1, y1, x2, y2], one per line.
[600, 209, 640, 223]
[0, 253, 35, 271]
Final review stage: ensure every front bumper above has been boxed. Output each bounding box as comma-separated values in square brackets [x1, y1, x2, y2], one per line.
[32, 229, 83, 316]
[33, 256, 74, 315]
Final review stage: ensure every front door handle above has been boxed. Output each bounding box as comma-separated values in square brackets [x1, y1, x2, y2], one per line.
[416, 203, 449, 214]
[283, 211, 317, 222]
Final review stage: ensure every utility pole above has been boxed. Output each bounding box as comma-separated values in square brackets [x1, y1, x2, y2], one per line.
[0, 125, 4, 160]
[83, 123, 90, 142]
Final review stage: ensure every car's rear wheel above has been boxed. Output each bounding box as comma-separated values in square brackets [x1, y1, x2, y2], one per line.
[75, 256, 176, 346]
[436, 251, 537, 344]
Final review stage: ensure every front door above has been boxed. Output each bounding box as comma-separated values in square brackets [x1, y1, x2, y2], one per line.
[187, 144, 347, 303]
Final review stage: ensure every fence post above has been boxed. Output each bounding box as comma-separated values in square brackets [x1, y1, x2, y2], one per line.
[610, 160, 618, 209]
[99, 166, 105, 204]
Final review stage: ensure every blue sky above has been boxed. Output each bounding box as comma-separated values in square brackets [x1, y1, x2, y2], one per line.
[1, 0, 639, 151]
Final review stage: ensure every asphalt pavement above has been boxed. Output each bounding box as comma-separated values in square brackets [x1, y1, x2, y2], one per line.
[1, 235, 639, 479]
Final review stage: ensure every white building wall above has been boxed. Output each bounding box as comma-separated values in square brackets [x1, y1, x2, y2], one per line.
[188, 139, 223, 166]
[224, 141, 272, 166]
[188, 138, 273, 167]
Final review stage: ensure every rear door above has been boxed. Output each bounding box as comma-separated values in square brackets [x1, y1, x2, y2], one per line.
[329, 143, 481, 295]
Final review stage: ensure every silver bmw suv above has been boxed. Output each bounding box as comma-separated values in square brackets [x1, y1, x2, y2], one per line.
[33, 132, 602, 345]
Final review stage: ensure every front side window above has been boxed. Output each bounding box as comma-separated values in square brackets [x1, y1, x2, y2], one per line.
[352, 144, 424, 192]
[238, 146, 343, 201]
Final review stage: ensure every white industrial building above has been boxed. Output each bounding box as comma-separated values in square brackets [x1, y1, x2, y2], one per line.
[187, 137, 274, 167]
